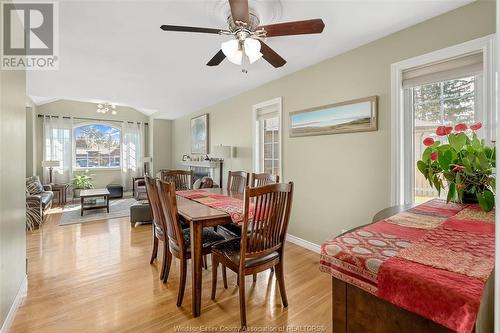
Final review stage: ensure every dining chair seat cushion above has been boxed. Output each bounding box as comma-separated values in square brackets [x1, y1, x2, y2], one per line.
[169, 228, 226, 253]
[211, 238, 280, 268]
[217, 223, 253, 239]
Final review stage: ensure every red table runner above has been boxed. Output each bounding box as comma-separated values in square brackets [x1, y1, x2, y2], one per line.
[319, 199, 495, 333]
[177, 190, 253, 224]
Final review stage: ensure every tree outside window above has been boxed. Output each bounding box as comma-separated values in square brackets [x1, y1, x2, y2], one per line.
[75, 124, 121, 168]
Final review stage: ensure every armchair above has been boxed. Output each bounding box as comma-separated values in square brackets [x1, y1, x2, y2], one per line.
[134, 178, 148, 201]
[25, 182, 54, 230]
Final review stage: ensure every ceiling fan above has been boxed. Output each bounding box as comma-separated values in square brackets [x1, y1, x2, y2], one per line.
[160, 0, 325, 68]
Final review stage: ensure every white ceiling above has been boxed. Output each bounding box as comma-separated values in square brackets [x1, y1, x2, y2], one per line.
[27, 0, 473, 119]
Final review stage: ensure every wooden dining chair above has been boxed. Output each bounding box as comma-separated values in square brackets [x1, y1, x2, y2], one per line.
[161, 170, 193, 190]
[227, 171, 249, 194]
[211, 182, 294, 329]
[250, 173, 279, 187]
[156, 179, 227, 306]
[144, 175, 170, 282]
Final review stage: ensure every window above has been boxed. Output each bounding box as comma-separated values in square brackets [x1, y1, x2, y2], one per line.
[391, 36, 495, 206]
[412, 75, 481, 202]
[253, 98, 282, 177]
[262, 117, 280, 175]
[75, 124, 121, 168]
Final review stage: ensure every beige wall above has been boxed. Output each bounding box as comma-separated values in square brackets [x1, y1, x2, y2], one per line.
[34, 100, 150, 189]
[150, 118, 173, 175]
[172, 1, 496, 245]
[0, 37, 27, 330]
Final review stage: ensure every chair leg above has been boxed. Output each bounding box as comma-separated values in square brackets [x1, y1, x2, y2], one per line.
[222, 265, 228, 289]
[150, 236, 158, 264]
[270, 267, 274, 273]
[252, 273, 257, 282]
[238, 271, 247, 330]
[203, 254, 208, 269]
[275, 261, 288, 307]
[177, 258, 187, 307]
[162, 249, 172, 283]
[160, 241, 168, 281]
[211, 255, 218, 300]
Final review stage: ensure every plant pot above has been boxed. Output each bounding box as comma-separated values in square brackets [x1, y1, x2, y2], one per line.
[462, 191, 479, 204]
[73, 188, 81, 198]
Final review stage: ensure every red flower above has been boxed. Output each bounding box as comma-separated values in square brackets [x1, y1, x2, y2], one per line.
[431, 151, 438, 161]
[423, 137, 434, 146]
[470, 123, 482, 131]
[436, 126, 453, 136]
[454, 123, 468, 132]
[452, 165, 465, 172]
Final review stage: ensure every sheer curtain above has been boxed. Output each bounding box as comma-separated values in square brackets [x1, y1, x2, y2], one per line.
[42, 116, 73, 184]
[121, 122, 144, 190]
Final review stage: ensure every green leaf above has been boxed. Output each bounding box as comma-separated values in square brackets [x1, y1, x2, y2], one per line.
[447, 183, 456, 203]
[438, 150, 453, 170]
[417, 160, 427, 176]
[449, 133, 467, 152]
[476, 191, 495, 212]
[422, 147, 433, 162]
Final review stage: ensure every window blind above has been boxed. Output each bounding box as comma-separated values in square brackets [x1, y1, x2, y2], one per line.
[402, 52, 483, 88]
[256, 105, 279, 121]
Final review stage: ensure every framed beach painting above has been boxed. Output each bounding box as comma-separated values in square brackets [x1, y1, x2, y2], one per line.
[191, 114, 209, 154]
[289, 96, 378, 137]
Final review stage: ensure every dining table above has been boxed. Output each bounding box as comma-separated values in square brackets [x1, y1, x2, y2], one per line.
[176, 187, 243, 317]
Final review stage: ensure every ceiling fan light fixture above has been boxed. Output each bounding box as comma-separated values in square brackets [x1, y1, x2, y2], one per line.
[222, 39, 243, 65]
[244, 38, 262, 64]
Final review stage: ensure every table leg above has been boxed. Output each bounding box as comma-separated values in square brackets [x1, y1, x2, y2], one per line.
[80, 196, 84, 216]
[106, 195, 110, 213]
[190, 221, 203, 317]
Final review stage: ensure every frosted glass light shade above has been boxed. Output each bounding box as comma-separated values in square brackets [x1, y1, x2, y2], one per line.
[221, 39, 242, 65]
[244, 38, 262, 64]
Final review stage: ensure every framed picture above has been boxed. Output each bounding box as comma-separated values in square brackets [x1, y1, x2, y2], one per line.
[289, 96, 378, 137]
[191, 114, 209, 154]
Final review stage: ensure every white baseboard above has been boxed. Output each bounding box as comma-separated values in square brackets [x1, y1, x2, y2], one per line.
[0, 276, 27, 333]
[286, 234, 321, 254]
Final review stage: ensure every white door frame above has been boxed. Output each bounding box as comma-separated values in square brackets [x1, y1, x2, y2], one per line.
[252, 97, 283, 177]
[390, 34, 496, 206]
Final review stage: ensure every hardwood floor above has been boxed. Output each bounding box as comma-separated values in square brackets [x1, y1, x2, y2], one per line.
[10, 205, 331, 332]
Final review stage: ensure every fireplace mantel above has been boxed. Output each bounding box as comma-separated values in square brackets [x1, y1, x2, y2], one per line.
[181, 160, 224, 187]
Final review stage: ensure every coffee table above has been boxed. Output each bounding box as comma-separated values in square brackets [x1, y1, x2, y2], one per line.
[80, 189, 110, 216]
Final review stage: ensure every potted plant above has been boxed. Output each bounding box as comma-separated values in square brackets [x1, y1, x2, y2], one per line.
[417, 122, 495, 212]
[71, 171, 94, 198]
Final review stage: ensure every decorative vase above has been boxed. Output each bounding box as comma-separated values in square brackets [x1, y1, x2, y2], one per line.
[462, 191, 478, 204]
[73, 188, 81, 198]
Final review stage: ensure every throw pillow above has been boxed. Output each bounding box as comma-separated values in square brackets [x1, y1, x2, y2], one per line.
[26, 176, 44, 195]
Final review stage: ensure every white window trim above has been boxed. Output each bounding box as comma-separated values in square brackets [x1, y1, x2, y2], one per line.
[252, 97, 283, 177]
[73, 121, 123, 170]
[390, 34, 496, 206]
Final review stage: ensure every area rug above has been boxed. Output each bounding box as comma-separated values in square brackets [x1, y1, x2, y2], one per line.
[59, 197, 136, 225]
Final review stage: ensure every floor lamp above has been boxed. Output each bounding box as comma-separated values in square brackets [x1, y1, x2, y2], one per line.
[41, 160, 60, 184]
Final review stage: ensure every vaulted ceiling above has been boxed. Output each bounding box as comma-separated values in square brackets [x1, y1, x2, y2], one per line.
[27, 0, 472, 119]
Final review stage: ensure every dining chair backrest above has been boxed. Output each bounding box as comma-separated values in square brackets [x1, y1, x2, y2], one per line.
[240, 182, 294, 264]
[161, 170, 193, 190]
[227, 171, 249, 194]
[156, 179, 185, 252]
[250, 173, 279, 187]
[144, 175, 167, 238]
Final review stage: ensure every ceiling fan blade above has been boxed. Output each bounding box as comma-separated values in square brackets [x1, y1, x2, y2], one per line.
[259, 19, 325, 37]
[260, 42, 286, 68]
[160, 25, 223, 34]
[206, 50, 226, 66]
[228, 0, 249, 23]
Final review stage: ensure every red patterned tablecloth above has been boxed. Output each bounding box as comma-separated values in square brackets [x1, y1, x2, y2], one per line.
[320, 199, 495, 333]
[177, 189, 253, 224]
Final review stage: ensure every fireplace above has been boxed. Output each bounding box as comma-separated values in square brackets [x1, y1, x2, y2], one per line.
[181, 160, 224, 187]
